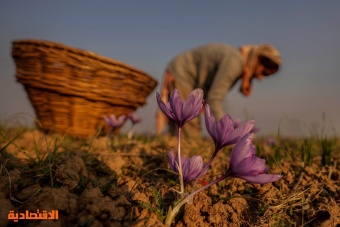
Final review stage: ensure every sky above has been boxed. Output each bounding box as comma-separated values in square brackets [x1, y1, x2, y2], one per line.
[0, 1, 339, 137]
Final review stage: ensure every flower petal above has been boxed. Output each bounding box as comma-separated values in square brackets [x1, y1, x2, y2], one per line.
[103, 115, 110, 124]
[156, 92, 176, 121]
[250, 126, 260, 133]
[204, 104, 217, 140]
[103, 114, 126, 128]
[229, 134, 254, 169]
[128, 112, 141, 124]
[233, 118, 242, 129]
[110, 114, 117, 122]
[226, 120, 255, 145]
[188, 155, 203, 173]
[182, 155, 204, 183]
[116, 115, 126, 126]
[181, 88, 204, 124]
[215, 114, 234, 149]
[231, 156, 267, 177]
[237, 174, 282, 184]
[169, 89, 183, 124]
[169, 149, 176, 171]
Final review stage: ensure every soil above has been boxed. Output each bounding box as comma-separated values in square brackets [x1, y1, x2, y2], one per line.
[0, 129, 339, 227]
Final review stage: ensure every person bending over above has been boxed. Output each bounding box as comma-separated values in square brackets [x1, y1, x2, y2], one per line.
[156, 43, 282, 138]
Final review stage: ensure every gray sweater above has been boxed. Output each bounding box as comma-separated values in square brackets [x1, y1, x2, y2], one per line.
[167, 43, 244, 121]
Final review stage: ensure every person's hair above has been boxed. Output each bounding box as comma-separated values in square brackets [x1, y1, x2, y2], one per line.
[258, 55, 279, 72]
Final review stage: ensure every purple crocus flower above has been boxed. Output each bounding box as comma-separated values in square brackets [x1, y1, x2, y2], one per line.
[103, 114, 126, 128]
[163, 133, 282, 225]
[266, 137, 277, 146]
[204, 104, 255, 151]
[128, 112, 141, 125]
[226, 133, 282, 184]
[233, 118, 260, 134]
[156, 88, 204, 128]
[169, 150, 208, 184]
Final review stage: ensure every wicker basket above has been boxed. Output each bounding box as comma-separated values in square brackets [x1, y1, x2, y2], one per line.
[12, 39, 158, 137]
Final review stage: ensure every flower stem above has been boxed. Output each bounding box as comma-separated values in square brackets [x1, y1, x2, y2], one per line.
[177, 127, 185, 194]
[106, 127, 113, 149]
[204, 148, 219, 170]
[127, 125, 135, 139]
[165, 173, 229, 226]
[192, 148, 219, 191]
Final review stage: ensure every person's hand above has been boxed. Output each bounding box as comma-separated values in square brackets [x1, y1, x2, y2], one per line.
[240, 82, 252, 96]
[240, 68, 252, 96]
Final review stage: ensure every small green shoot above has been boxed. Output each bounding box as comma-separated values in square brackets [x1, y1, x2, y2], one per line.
[320, 136, 336, 166]
[141, 186, 167, 222]
[0, 129, 25, 154]
[300, 139, 314, 166]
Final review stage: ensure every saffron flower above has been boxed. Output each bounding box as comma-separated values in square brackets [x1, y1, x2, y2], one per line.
[104, 114, 126, 128]
[226, 133, 282, 184]
[128, 112, 142, 125]
[233, 118, 260, 134]
[169, 150, 207, 184]
[156, 88, 203, 128]
[157, 88, 204, 195]
[266, 137, 277, 146]
[104, 114, 126, 149]
[204, 104, 255, 151]
[164, 133, 282, 226]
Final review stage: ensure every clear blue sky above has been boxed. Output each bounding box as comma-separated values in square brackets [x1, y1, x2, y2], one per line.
[1, 1, 339, 137]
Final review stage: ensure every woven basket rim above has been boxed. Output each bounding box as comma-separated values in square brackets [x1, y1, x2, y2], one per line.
[12, 39, 152, 78]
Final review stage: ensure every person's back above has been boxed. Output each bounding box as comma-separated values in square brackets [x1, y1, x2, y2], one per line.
[167, 43, 244, 93]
